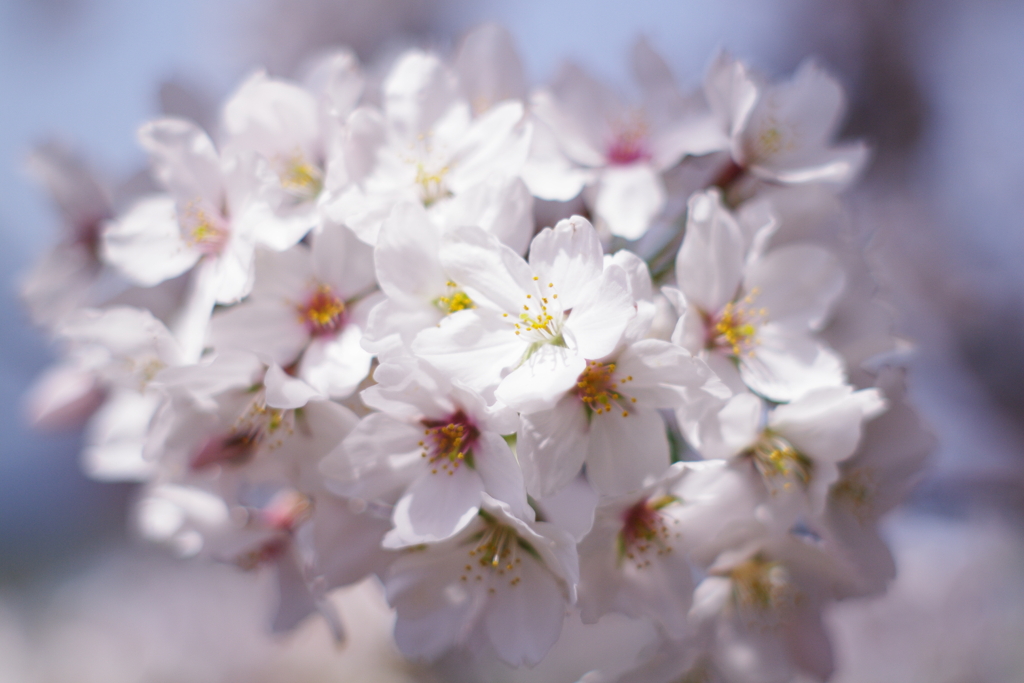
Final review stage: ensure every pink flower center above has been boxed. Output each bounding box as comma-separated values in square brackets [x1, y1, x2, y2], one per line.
[182, 202, 231, 256]
[419, 410, 480, 475]
[298, 284, 346, 337]
[618, 495, 678, 568]
[606, 120, 651, 165]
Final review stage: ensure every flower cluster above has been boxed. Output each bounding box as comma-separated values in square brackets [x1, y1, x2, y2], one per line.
[22, 24, 928, 682]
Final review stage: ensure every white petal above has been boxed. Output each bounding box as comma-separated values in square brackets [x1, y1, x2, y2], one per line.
[483, 557, 567, 667]
[101, 195, 199, 286]
[517, 395, 590, 499]
[593, 164, 665, 240]
[375, 201, 446, 300]
[384, 51, 460, 139]
[675, 189, 745, 313]
[739, 325, 846, 402]
[585, 407, 670, 495]
[412, 309, 525, 395]
[473, 432, 531, 520]
[441, 225, 537, 313]
[300, 325, 374, 399]
[495, 343, 585, 414]
[137, 118, 223, 206]
[386, 469, 484, 547]
[312, 221, 377, 299]
[745, 244, 845, 331]
[528, 215, 603, 311]
[564, 264, 635, 360]
[454, 23, 527, 109]
[264, 363, 325, 409]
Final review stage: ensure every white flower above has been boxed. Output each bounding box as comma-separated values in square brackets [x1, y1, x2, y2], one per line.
[20, 142, 115, 330]
[219, 53, 365, 250]
[687, 538, 839, 683]
[384, 495, 578, 667]
[669, 189, 847, 402]
[147, 351, 354, 496]
[577, 462, 708, 637]
[320, 355, 528, 547]
[414, 216, 635, 408]
[705, 53, 869, 191]
[47, 306, 184, 481]
[324, 50, 531, 246]
[363, 194, 531, 357]
[101, 118, 257, 305]
[686, 386, 887, 523]
[516, 338, 726, 498]
[529, 40, 722, 239]
[818, 369, 932, 598]
[210, 222, 378, 398]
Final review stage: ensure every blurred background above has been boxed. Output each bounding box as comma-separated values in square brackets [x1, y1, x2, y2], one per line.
[1, 0, 1023, 680]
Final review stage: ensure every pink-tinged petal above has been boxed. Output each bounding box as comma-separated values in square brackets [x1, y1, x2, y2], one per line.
[412, 309, 524, 395]
[392, 602, 471, 662]
[533, 475, 598, 541]
[210, 297, 308, 367]
[137, 118, 223, 207]
[374, 201, 446, 300]
[483, 556, 567, 667]
[756, 143, 869, 185]
[250, 244, 315, 298]
[517, 394, 590, 499]
[326, 412, 421, 479]
[739, 325, 846, 402]
[233, 196, 316, 252]
[362, 297, 442, 352]
[263, 363, 324, 409]
[564, 264, 635, 360]
[270, 550, 317, 633]
[745, 244, 844, 331]
[496, 343, 585, 414]
[312, 493, 392, 590]
[675, 189, 745, 314]
[170, 262, 218, 363]
[23, 362, 104, 430]
[593, 164, 665, 240]
[333, 106, 387, 189]
[101, 195, 199, 286]
[306, 49, 364, 121]
[300, 325, 373, 399]
[585, 406, 669, 495]
[386, 468, 484, 547]
[528, 215, 603, 310]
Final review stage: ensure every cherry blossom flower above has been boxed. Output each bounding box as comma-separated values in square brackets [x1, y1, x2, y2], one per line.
[668, 189, 847, 401]
[321, 356, 528, 546]
[414, 216, 635, 407]
[384, 495, 578, 667]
